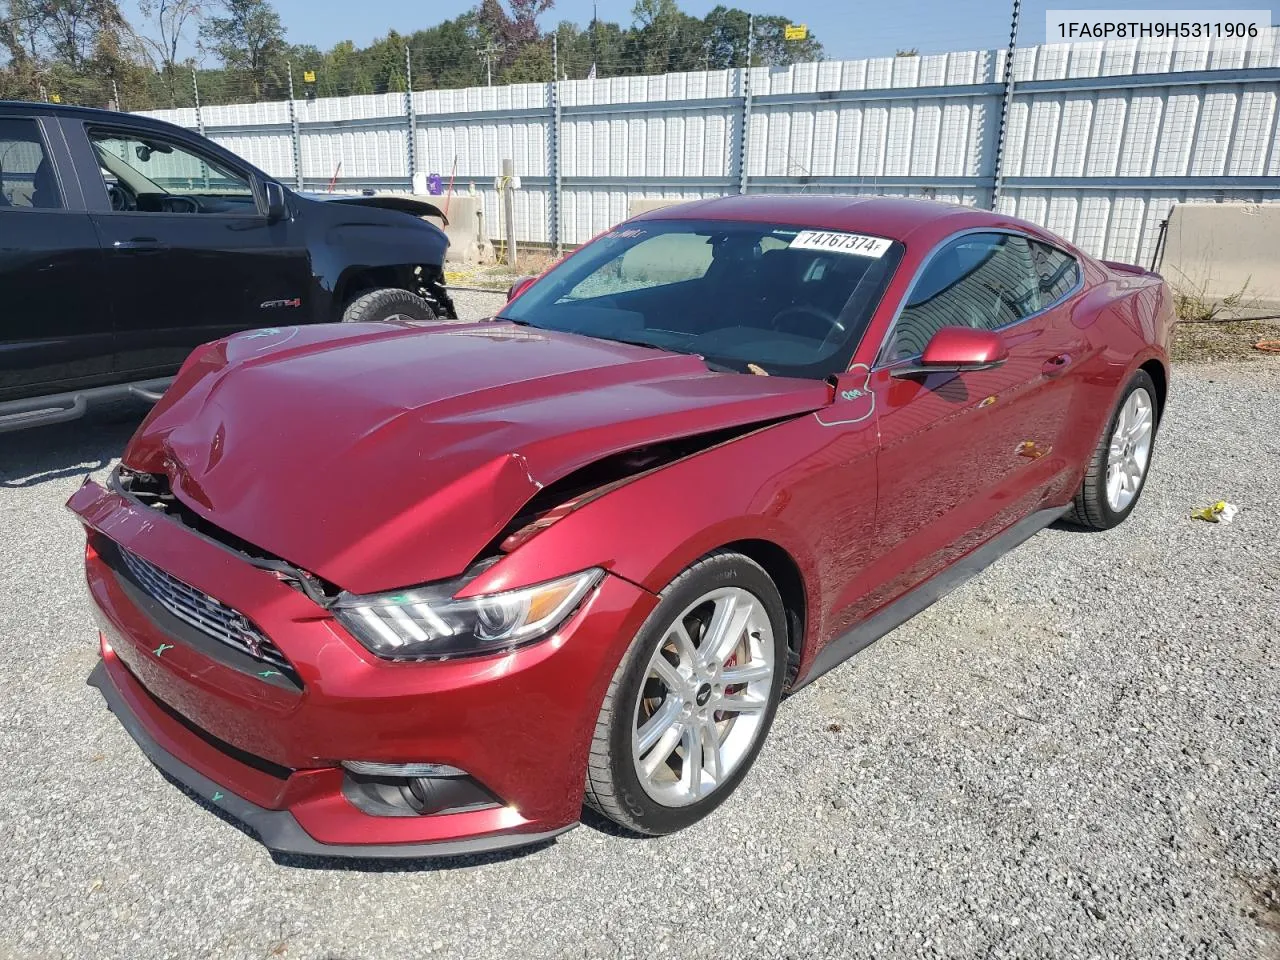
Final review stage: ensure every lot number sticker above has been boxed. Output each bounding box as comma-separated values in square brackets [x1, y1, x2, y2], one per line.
[789, 230, 892, 258]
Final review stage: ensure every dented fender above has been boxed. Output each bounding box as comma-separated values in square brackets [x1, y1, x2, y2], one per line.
[466, 408, 883, 662]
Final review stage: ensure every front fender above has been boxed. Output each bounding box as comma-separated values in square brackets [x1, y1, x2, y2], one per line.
[467, 412, 880, 658]
[299, 200, 450, 312]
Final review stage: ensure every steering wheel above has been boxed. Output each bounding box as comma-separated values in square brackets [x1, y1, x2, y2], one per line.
[159, 195, 201, 214]
[106, 184, 130, 211]
[769, 305, 846, 350]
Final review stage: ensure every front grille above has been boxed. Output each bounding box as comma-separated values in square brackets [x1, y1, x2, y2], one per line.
[118, 547, 294, 676]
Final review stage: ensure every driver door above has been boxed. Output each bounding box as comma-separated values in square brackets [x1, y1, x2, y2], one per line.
[861, 231, 1083, 616]
[82, 123, 307, 377]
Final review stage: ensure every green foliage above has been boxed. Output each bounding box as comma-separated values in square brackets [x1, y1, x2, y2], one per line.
[0, 0, 827, 109]
[198, 0, 287, 98]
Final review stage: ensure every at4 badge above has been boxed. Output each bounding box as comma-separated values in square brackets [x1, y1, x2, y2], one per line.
[817, 363, 876, 426]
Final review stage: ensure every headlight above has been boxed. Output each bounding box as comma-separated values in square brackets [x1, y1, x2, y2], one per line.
[334, 567, 603, 661]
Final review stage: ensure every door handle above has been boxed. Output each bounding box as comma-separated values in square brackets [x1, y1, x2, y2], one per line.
[113, 238, 167, 250]
[1041, 354, 1072, 376]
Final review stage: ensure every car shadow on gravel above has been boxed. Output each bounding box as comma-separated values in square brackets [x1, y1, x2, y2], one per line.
[0, 401, 149, 488]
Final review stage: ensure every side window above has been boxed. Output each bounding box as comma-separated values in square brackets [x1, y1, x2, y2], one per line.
[562, 232, 714, 301]
[885, 233, 1042, 361]
[0, 118, 62, 210]
[88, 128, 255, 215]
[1029, 239, 1081, 305]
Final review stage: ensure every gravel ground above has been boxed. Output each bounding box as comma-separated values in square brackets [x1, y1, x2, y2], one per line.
[1, 295, 1277, 960]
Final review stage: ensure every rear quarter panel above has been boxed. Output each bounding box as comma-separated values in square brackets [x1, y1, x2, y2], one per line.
[1055, 260, 1173, 491]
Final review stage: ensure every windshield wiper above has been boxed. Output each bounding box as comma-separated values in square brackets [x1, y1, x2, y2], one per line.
[601, 335, 670, 351]
[491, 321, 677, 355]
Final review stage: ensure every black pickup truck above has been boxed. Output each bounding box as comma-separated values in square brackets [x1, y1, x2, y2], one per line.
[1, 100, 457, 433]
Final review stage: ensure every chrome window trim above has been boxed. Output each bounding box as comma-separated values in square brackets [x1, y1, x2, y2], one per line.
[869, 226, 1084, 371]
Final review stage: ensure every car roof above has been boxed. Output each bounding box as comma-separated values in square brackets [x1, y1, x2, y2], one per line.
[0, 100, 187, 133]
[629, 194, 1063, 251]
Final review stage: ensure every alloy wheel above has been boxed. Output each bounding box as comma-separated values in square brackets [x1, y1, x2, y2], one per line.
[1105, 386, 1154, 512]
[630, 586, 776, 807]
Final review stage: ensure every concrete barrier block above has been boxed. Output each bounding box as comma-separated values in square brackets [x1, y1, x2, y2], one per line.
[1160, 203, 1280, 319]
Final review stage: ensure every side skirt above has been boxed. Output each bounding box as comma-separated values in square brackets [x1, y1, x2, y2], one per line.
[0, 377, 173, 434]
[790, 505, 1069, 693]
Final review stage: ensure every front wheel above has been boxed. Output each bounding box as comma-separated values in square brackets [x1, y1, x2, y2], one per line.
[340, 287, 437, 324]
[583, 552, 787, 835]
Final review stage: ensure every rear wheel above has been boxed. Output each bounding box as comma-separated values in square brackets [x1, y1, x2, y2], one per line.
[341, 287, 437, 324]
[584, 552, 787, 835]
[1066, 369, 1159, 530]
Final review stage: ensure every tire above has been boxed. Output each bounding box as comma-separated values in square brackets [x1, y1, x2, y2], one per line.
[1065, 369, 1159, 530]
[584, 551, 788, 836]
[340, 288, 437, 324]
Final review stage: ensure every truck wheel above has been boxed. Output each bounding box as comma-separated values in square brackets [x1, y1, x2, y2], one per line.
[341, 288, 437, 324]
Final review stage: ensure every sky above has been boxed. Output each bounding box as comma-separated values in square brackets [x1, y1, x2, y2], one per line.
[237, 0, 1267, 61]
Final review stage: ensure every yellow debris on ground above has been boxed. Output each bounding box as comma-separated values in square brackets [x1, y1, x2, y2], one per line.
[1190, 501, 1239, 523]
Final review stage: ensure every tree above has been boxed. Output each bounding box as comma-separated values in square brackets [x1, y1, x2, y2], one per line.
[630, 0, 707, 73]
[478, 0, 553, 70]
[0, 0, 144, 104]
[2, 0, 828, 109]
[409, 14, 486, 90]
[748, 14, 824, 66]
[199, 0, 286, 98]
[137, 0, 203, 105]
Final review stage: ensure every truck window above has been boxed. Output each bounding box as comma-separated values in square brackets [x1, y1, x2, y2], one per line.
[88, 127, 257, 216]
[0, 118, 62, 210]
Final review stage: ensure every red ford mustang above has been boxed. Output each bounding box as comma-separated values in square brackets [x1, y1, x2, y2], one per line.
[70, 196, 1173, 859]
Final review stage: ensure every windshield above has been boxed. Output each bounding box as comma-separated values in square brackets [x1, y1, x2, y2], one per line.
[499, 219, 904, 379]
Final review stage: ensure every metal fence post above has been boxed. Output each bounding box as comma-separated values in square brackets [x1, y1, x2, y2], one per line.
[192, 69, 205, 136]
[736, 14, 755, 195]
[549, 34, 562, 256]
[405, 46, 418, 189]
[501, 158, 519, 267]
[286, 62, 304, 191]
[990, 0, 1022, 209]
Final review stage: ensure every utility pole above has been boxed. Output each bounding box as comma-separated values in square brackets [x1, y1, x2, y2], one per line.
[477, 42, 504, 86]
[111, 79, 121, 111]
[590, 1, 599, 76]
[991, 0, 1022, 209]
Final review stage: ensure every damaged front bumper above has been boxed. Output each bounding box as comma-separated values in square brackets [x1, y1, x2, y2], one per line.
[86, 659, 573, 860]
[69, 478, 658, 859]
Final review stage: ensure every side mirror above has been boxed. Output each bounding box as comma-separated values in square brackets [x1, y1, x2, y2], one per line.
[506, 276, 537, 302]
[891, 326, 1008, 378]
[263, 180, 288, 222]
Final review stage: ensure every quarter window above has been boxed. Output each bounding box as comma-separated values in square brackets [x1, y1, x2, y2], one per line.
[0, 118, 61, 210]
[885, 232, 1042, 362]
[1030, 239, 1081, 305]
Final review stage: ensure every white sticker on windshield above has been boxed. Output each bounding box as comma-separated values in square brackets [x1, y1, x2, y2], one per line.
[789, 230, 892, 259]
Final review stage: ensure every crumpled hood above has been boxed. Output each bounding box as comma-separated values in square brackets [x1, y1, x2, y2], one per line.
[124, 322, 830, 594]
